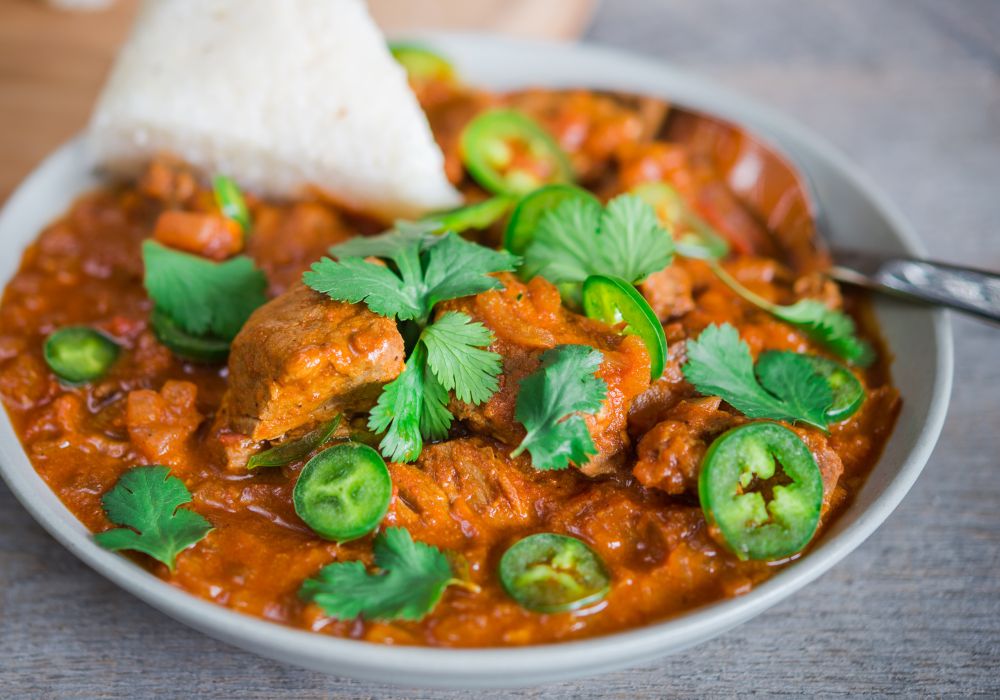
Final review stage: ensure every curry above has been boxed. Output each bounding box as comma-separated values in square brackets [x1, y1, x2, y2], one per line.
[0, 53, 899, 647]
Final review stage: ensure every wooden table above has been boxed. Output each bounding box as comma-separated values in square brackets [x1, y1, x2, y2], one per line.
[2, 0, 998, 696]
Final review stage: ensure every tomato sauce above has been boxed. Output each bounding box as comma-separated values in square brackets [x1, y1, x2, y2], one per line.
[0, 87, 899, 647]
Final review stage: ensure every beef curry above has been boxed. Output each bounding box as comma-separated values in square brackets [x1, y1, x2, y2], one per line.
[0, 51, 899, 647]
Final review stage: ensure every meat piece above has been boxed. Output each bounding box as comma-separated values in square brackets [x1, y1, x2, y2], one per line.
[219, 283, 404, 443]
[791, 427, 846, 518]
[439, 273, 651, 476]
[633, 397, 740, 495]
[385, 437, 581, 549]
[639, 265, 695, 320]
[126, 380, 204, 468]
[153, 210, 243, 261]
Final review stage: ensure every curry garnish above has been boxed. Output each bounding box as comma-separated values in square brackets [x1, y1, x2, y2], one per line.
[708, 260, 874, 366]
[142, 240, 267, 343]
[247, 416, 342, 470]
[521, 193, 674, 292]
[305, 226, 516, 462]
[511, 344, 608, 470]
[212, 174, 251, 234]
[682, 323, 834, 431]
[699, 423, 823, 561]
[94, 465, 213, 571]
[299, 527, 469, 622]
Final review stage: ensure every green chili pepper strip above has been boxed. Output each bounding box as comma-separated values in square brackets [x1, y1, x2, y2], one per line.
[43, 326, 120, 385]
[699, 422, 823, 561]
[460, 110, 573, 195]
[499, 533, 610, 613]
[503, 184, 599, 255]
[248, 416, 343, 470]
[150, 309, 230, 364]
[582, 274, 667, 380]
[213, 175, 251, 234]
[426, 195, 517, 234]
[293, 443, 392, 543]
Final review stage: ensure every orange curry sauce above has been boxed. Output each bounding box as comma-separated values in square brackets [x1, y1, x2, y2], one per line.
[0, 86, 899, 647]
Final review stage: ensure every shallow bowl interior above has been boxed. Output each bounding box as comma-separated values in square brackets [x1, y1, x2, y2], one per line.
[0, 35, 951, 689]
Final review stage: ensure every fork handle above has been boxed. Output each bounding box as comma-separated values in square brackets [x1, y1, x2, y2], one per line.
[833, 258, 1000, 323]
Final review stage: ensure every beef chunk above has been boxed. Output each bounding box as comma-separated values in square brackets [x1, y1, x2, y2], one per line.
[633, 397, 740, 495]
[386, 437, 581, 550]
[439, 273, 651, 477]
[219, 283, 404, 443]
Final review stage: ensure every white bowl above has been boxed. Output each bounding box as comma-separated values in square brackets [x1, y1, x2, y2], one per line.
[0, 35, 952, 688]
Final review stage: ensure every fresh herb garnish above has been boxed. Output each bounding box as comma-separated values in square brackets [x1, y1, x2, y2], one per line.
[94, 465, 213, 571]
[708, 260, 874, 366]
[304, 227, 517, 462]
[142, 240, 267, 342]
[247, 416, 342, 469]
[522, 193, 674, 288]
[682, 323, 834, 430]
[299, 527, 469, 622]
[511, 344, 608, 470]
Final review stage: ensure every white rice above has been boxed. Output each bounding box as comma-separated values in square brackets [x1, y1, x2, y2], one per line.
[88, 0, 461, 220]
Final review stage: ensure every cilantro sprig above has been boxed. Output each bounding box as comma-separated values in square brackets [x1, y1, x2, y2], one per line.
[522, 194, 674, 288]
[142, 240, 267, 343]
[94, 465, 213, 571]
[299, 527, 471, 622]
[511, 344, 608, 470]
[304, 226, 516, 462]
[708, 260, 874, 366]
[682, 323, 834, 430]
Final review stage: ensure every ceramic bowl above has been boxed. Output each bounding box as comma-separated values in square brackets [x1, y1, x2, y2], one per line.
[0, 35, 951, 688]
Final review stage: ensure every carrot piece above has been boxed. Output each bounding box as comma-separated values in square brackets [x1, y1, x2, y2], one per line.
[153, 210, 243, 261]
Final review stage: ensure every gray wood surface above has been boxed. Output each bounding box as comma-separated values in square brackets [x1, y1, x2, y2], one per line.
[2, 1, 999, 697]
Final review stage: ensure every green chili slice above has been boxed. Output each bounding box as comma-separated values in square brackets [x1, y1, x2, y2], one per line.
[781, 353, 866, 422]
[43, 326, 120, 385]
[389, 42, 457, 84]
[582, 274, 667, 380]
[631, 181, 729, 260]
[503, 184, 599, 255]
[293, 443, 392, 542]
[247, 416, 342, 470]
[212, 175, 251, 234]
[426, 195, 516, 234]
[499, 533, 610, 613]
[150, 309, 230, 364]
[460, 110, 573, 195]
[699, 422, 823, 561]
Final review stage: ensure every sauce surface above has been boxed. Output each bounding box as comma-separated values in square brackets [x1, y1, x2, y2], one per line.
[0, 86, 899, 647]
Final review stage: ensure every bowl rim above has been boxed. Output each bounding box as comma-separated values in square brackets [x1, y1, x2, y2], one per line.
[0, 33, 953, 687]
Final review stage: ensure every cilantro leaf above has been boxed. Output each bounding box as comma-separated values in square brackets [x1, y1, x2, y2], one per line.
[306, 232, 516, 325]
[708, 260, 874, 367]
[94, 465, 213, 571]
[422, 234, 518, 308]
[327, 220, 441, 261]
[523, 193, 674, 286]
[419, 359, 454, 441]
[682, 323, 832, 430]
[303, 257, 424, 321]
[299, 527, 459, 622]
[368, 345, 428, 462]
[247, 416, 342, 469]
[142, 240, 267, 340]
[421, 312, 501, 405]
[772, 299, 875, 367]
[511, 344, 608, 470]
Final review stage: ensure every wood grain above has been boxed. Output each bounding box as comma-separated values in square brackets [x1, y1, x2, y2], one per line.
[1, 0, 999, 697]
